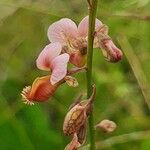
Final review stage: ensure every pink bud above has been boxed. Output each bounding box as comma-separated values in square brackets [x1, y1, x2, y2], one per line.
[100, 39, 123, 62]
[96, 119, 117, 133]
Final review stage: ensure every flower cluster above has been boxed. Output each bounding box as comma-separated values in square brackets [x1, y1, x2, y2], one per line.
[21, 16, 121, 149]
[21, 16, 122, 105]
[47, 16, 122, 65]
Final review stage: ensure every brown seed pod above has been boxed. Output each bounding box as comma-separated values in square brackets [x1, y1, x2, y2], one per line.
[63, 84, 96, 136]
[63, 104, 87, 136]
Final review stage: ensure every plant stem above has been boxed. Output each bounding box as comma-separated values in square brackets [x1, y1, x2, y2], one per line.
[86, 0, 98, 149]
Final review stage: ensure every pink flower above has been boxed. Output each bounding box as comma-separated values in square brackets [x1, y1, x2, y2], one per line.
[47, 16, 122, 64]
[36, 42, 69, 85]
[47, 16, 102, 67]
[21, 43, 70, 105]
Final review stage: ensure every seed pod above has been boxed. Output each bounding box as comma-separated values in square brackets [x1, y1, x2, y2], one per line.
[63, 104, 87, 136]
[96, 119, 117, 133]
[21, 75, 59, 105]
[63, 84, 96, 136]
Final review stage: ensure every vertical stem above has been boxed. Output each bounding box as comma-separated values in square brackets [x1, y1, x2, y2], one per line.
[86, 0, 98, 150]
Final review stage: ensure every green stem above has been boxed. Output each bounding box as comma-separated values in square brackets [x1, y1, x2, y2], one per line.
[86, 0, 98, 150]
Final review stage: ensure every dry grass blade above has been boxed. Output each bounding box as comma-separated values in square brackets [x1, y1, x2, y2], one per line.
[118, 36, 150, 110]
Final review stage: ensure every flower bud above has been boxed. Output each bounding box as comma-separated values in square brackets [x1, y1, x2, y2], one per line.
[70, 50, 86, 68]
[96, 119, 117, 133]
[100, 39, 123, 62]
[95, 24, 123, 63]
[64, 133, 81, 150]
[21, 75, 59, 105]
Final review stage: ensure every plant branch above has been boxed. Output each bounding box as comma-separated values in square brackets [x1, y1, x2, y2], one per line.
[86, 0, 98, 149]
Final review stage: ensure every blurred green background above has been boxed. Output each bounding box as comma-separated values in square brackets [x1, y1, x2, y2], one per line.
[0, 0, 150, 149]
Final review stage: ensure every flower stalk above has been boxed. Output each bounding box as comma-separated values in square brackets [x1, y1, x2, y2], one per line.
[86, 0, 98, 149]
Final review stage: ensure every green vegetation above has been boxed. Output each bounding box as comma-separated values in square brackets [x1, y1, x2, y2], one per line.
[0, 0, 150, 149]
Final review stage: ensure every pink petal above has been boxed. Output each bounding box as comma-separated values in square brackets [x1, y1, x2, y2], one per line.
[47, 18, 78, 44]
[50, 53, 70, 85]
[78, 16, 102, 37]
[36, 42, 62, 71]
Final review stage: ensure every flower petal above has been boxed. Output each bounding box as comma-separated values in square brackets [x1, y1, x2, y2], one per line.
[50, 53, 70, 85]
[47, 18, 78, 44]
[21, 76, 59, 103]
[78, 16, 102, 37]
[36, 42, 62, 71]
[70, 50, 86, 68]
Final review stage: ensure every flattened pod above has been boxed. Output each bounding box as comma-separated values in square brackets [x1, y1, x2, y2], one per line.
[63, 104, 87, 136]
[77, 123, 87, 144]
